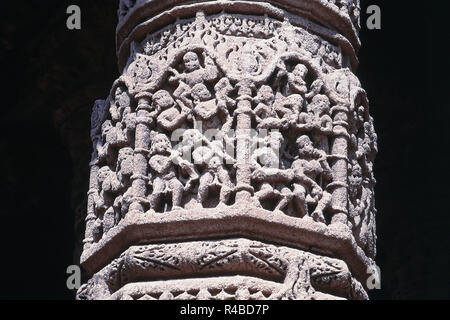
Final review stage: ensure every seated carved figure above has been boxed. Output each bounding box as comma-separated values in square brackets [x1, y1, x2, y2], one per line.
[251, 147, 294, 212]
[170, 51, 219, 98]
[287, 63, 308, 96]
[154, 90, 191, 132]
[253, 85, 304, 131]
[274, 62, 309, 97]
[253, 85, 288, 130]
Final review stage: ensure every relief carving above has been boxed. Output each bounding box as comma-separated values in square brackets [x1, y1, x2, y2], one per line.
[81, 1, 377, 300]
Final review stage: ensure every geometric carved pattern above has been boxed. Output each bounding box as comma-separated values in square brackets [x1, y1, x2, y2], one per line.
[78, 239, 368, 300]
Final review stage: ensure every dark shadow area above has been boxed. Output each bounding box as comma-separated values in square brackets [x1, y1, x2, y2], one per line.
[0, 0, 118, 299]
[359, 0, 450, 299]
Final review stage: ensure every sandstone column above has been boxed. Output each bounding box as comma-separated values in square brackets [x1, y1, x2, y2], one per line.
[77, 0, 378, 300]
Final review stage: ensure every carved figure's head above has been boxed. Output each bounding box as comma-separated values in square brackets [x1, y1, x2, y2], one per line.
[191, 84, 212, 102]
[183, 51, 201, 72]
[296, 135, 314, 155]
[293, 64, 308, 80]
[151, 134, 172, 155]
[255, 85, 275, 105]
[153, 90, 175, 109]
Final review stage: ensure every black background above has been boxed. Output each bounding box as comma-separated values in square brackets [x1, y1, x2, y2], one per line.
[0, 1, 448, 299]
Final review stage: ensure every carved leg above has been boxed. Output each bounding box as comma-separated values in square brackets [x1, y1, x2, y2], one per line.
[275, 187, 294, 213]
[292, 184, 308, 218]
[255, 183, 280, 202]
[219, 171, 234, 205]
[312, 191, 332, 224]
[149, 178, 166, 212]
[219, 185, 232, 205]
[198, 172, 214, 206]
[170, 178, 184, 209]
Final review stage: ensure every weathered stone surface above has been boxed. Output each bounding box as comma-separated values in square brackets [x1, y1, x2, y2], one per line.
[78, 0, 377, 300]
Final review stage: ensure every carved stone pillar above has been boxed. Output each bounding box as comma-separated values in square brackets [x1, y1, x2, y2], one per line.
[77, 0, 378, 300]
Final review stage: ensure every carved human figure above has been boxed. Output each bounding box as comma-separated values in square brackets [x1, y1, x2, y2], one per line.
[110, 87, 130, 122]
[154, 90, 191, 132]
[273, 92, 303, 129]
[148, 134, 186, 211]
[109, 87, 136, 144]
[348, 160, 363, 212]
[170, 51, 219, 98]
[97, 121, 114, 163]
[98, 119, 129, 163]
[251, 132, 293, 212]
[348, 160, 375, 256]
[91, 101, 108, 162]
[94, 166, 121, 233]
[214, 77, 236, 134]
[295, 94, 331, 145]
[190, 83, 223, 131]
[352, 104, 377, 184]
[253, 85, 278, 128]
[286, 64, 309, 96]
[193, 146, 234, 207]
[112, 148, 134, 219]
[309, 94, 333, 152]
[251, 147, 294, 212]
[287, 135, 333, 222]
